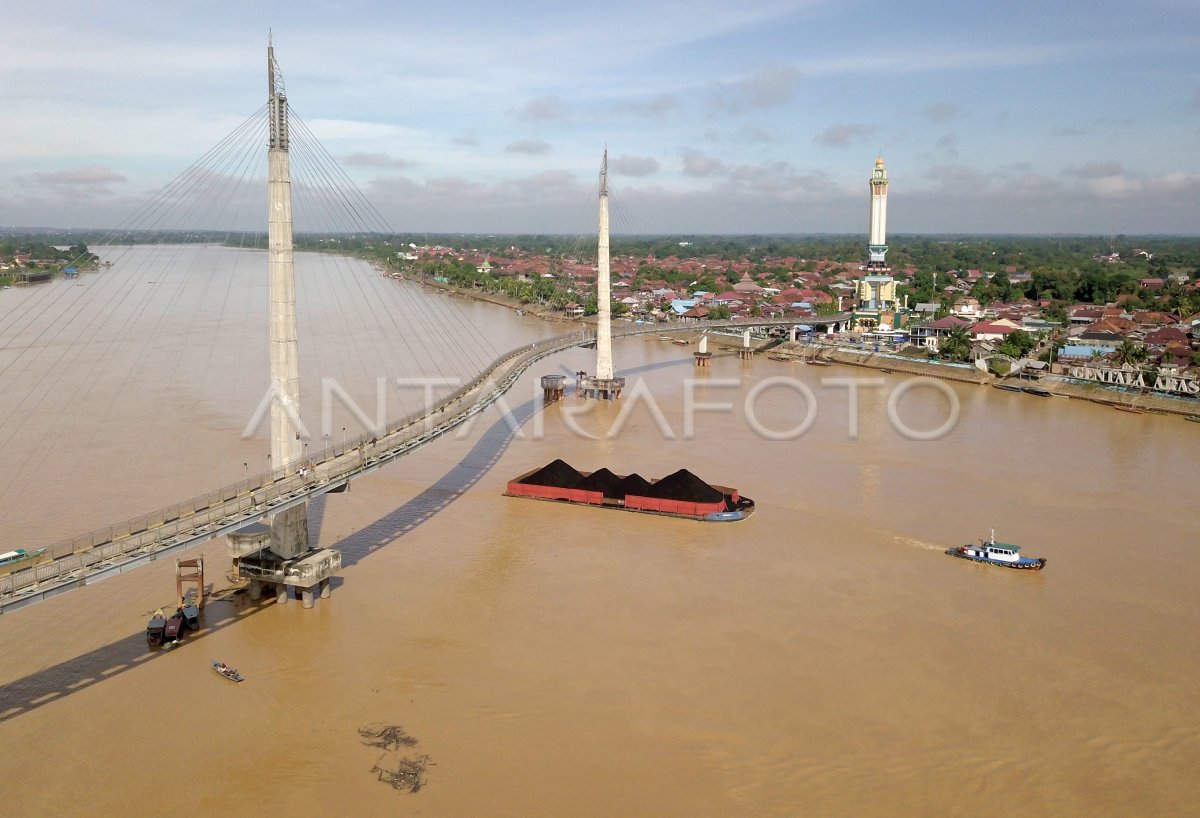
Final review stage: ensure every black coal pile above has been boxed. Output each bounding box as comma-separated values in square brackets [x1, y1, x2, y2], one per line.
[519, 459, 583, 488]
[575, 467, 625, 499]
[643, 468, 725, 503]
[616, 472, 654, 498]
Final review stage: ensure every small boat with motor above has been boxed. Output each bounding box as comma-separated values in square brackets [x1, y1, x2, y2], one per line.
[163, 612, 184, 645]
[212, 661, 245, 683]
[946, 530, 1046, 571]
[671, 338, 690, 346]
[146, 609, 168, 647]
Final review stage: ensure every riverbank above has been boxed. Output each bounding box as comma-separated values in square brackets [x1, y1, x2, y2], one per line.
[743, 339, 994, 385]
[386, 269, 1200, 418]
[393, 270, 583, 324]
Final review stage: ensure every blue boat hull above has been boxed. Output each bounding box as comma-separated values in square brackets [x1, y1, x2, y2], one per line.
[945, 548, 1046, 570]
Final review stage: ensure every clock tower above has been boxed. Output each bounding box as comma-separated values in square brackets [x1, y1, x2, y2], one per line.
[867, 156, 889, 269]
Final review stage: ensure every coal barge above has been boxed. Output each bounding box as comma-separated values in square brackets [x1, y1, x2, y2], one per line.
[505, 460, 754, 522]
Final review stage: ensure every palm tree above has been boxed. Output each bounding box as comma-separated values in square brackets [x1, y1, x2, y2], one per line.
[1112, 339, 1148, 368]
[940, 326, 972, 361]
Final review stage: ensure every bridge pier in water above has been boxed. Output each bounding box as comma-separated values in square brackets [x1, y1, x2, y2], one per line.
[541, 374, 566, 403]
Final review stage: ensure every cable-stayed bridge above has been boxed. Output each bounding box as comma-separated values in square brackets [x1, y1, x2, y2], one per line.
[0, 45, 851, 612]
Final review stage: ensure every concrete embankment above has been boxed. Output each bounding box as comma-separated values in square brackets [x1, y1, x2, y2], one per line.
[762, 340, 1200, 417]
[754, 341, 993, 386]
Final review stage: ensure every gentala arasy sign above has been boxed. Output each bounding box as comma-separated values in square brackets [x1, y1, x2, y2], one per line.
[1068, 365, 1200, 395]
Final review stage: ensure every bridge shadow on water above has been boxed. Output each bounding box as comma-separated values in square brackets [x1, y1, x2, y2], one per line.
[0, 590, 279, 724]
[0, 355, 701, 723]
[331, 353, 701, 570]
[330, 392, 542, 569]
[0, 395, 542, 722]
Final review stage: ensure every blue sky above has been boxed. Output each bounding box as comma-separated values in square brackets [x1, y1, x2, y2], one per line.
[2, 0, 1198, 234]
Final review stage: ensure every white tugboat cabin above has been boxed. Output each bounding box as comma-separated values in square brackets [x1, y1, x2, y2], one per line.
[947, 529, 1047, 571]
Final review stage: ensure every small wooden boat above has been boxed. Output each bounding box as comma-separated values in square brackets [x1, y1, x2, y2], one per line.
[146, 609, 167, 648]
[805, 359, 832, 366]
[946, 531, 1046, 571]
[1113, 405, 1144, 414]
[993, 384, 1024, 393]
[1185, 416, 1200, 423]
[181, 604, 201, 630]
[212, 661, 245, 683]
[671, 338, 690, 346]
[163, 613, 184, 644]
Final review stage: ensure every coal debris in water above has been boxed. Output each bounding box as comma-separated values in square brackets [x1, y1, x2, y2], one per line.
[371, 753, 432, 793]
[359, 723, 418, 750]
[360, 724, 431, 793]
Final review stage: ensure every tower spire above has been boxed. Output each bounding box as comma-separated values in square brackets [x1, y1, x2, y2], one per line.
[577, 148, 625, 400]
[595, 149, 613, 381]
[266, 42, 307, 558]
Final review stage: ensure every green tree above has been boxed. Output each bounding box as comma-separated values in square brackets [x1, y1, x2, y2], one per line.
[997, 329, 1036, 359]
[940, 326, 972, 361]
[1111, 339, 1148, 368]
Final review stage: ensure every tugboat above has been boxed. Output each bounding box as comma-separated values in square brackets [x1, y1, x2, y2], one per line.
[946, 530, 1046, 571]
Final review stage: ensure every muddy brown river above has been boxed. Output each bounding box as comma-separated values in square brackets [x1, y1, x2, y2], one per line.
[0, 247, 1197, 816]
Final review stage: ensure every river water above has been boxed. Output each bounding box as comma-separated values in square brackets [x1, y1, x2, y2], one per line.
[0, 247, 1197, 816]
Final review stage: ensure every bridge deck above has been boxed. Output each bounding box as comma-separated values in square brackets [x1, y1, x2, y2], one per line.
[0, 317, 848, 612]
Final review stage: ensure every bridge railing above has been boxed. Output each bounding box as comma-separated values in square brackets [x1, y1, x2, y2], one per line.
[2, 317, 841, 599]
[0, 328, 598, 598]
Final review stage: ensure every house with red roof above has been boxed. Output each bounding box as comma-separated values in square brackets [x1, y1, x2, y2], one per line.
[909, 315, 971, 350]
[968, 321, 1019, 342]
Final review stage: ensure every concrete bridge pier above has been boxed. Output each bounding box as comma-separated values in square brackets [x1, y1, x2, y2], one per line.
[249, 579, 263, 601]
[738, 330, 754, 360]
[320, 579, 331, 599]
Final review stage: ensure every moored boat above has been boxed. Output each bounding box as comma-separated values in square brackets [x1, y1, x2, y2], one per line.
[1113, 405, 1144, 414]
[946, 530, 1046, 570]
[805, 358, 832, 366]
[163, 612, 184, 644]
[181, 603, 201, 630]
[993, 384, 1024, 393]
[146, 609, 168, 647]
[1185, 415, 1200, 423]
[0, 547, 49, 576]
[1024, 387, 1052, 397]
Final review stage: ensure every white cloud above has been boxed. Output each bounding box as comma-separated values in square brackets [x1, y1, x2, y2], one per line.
[710, 64, 800, 112]
[814, 123, 877, 148]
[342, 152, 417, 170]
[609, 155, 660, 177]
[512, 95, 572, 121]
[681, 150, 727, 177]
[505, 139, 553, 155]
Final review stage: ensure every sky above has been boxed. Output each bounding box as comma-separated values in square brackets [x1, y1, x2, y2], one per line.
[2, 0, 1199, 235]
